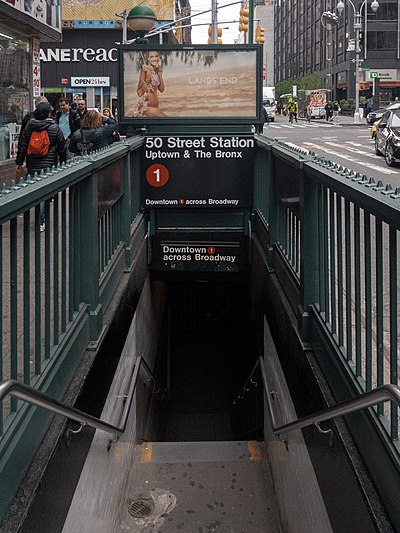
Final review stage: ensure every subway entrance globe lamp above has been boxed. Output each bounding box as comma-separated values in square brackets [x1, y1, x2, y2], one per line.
[127, 5, 157, 44]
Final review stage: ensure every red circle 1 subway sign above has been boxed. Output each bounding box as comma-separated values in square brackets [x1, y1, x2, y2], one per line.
[143, 135, 254, 208]
[146, 163, 169, 187]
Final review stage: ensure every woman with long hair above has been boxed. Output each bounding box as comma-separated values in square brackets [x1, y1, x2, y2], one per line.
[69, 110, 118, 154]
[102, 107, 120, 143]
[136, 51, 166, 117]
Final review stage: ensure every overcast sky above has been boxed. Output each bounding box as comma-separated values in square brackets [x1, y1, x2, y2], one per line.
[189, 0, 241, 44]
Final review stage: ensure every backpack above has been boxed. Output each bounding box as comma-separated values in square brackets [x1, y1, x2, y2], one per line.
[27, 129, 51, 156]
[76, 129, 94, 154]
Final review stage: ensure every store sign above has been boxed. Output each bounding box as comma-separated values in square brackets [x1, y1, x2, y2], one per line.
[367, 69, 397, 81]
[32, 37, 41, 98]
[71, 77, 110, 87]
[40, 48, 118, 63]
[61, 78, 69, 85]
[143, 136, 255, 208]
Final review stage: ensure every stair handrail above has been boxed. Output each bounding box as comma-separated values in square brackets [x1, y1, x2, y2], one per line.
[238, 356, 400, 437]
[0, 355, 168, 438]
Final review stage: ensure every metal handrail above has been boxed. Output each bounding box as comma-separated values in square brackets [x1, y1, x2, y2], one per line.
[0, 355, 168, 438]
[239, 356, 400, 437]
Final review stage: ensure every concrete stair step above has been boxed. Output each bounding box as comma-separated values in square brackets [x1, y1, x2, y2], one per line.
[139, 440, 263, 464]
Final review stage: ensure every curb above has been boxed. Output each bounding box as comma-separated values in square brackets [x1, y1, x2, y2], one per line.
[296, 117, 369, 127]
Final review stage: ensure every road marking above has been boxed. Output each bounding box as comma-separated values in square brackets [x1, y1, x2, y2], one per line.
[324, 141, 382, 159]
[345, 141, 366, 147]
[285, 142, 312, 154]
[300, 142, 397, 174]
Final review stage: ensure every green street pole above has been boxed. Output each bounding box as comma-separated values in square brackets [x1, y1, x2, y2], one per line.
[248, 0, 254, 44]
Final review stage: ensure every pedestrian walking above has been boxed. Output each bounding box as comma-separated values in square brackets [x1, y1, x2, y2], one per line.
[15, 102, 67, 231]
[332, 102, 340, 123]
[20, 95, 48, 136]
[305, 104, 311, 123]
[69, 110, 118, 155]
[288, 101, 298, 123]
[76, 99, 88, 121]
[56, 98, 80, 157]
[324, 101, 333, 122]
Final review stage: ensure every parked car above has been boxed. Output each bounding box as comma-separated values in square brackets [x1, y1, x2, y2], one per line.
[367, 108, 386, 125]
[370, 117, 381, 139]
[367, 102, 400, 124]
[374, 108, 400, 166]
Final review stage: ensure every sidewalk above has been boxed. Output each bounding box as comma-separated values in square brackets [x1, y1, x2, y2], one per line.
[298, 114, 370, 127]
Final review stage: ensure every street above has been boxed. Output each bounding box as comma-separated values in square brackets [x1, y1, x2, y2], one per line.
[262, 114, 400, 188]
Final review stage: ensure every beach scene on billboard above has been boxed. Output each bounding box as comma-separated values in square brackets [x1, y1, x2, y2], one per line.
[123, 49, 258, 119]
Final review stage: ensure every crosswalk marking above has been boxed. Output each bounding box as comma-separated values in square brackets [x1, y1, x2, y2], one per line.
[324, 141, 381, 160]
[301, 142, 396, 174]
[267, 122, 338, 129]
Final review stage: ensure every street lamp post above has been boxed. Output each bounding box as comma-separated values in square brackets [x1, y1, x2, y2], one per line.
[336, 0, 379, 123]
[117, 5, 157, 44]
[321, 11, 339, 100]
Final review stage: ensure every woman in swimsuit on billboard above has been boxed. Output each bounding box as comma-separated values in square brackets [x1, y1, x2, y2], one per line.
[137, 51, 166, 117]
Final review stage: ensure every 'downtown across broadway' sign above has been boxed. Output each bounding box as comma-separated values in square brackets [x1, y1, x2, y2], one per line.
[143, 135, 255, 208]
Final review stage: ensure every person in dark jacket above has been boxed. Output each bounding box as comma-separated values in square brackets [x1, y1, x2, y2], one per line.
[20, 95, 48, 135]
[102, 107, 120, 144]
[56, 98, 80, 157]
[76, 98, 88, 121]
[56, 98, 80, 138]
[15, 102, 67, 230]
[69, 110, 118, 155]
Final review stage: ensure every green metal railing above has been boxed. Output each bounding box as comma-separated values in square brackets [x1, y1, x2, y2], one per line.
[255, 135, 400, 447]
[1, 131, 400, 523]
[0, 139, 144, 514]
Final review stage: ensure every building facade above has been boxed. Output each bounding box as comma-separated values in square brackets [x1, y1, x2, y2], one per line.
[0, 0, 61, 166]
[274, 0, 400, 102]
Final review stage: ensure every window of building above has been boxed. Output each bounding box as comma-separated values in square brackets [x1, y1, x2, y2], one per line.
[0, 26, 30, 162]
[368, 30, 397, 49]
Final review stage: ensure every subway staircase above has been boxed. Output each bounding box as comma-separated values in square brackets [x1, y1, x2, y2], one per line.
[117, 440, 281, 532]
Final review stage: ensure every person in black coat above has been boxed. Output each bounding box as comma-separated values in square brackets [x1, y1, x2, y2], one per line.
[69, 110, 118, 155]
[15, 102, 67, 229]
[56, 98, 81, 140]
[20, 95, 49, 135]
[16, 102, 67, 174]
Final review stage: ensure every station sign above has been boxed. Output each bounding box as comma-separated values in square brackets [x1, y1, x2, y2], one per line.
[151, 231, 247, 272]
[143, 135, 255, 209]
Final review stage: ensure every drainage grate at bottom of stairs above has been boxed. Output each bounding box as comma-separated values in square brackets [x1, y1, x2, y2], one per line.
[128, 498, 155, 518]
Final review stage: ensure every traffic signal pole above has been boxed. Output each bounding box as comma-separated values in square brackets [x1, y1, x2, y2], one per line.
[248, 0, 254, 43]
[211, 0, 218, 43]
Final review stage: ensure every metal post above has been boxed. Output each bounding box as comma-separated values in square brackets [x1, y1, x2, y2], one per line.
[353, 12, 361, 123]
[122, 9, 128, 44]
[248, 0, 254, 44]
[211, 0, 218, 43]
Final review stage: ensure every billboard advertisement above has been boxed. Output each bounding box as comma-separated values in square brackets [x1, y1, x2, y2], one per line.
[119, 45, 262, 125]
[61, 0, 173, 23]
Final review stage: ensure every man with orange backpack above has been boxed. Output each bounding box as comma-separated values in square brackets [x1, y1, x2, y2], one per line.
[16, 102, 67, 230]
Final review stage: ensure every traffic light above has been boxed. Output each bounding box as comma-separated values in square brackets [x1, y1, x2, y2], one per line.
[207, 24, 223, 44]
[239, 6, 249, 32]
[255, 25, 265, 43]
